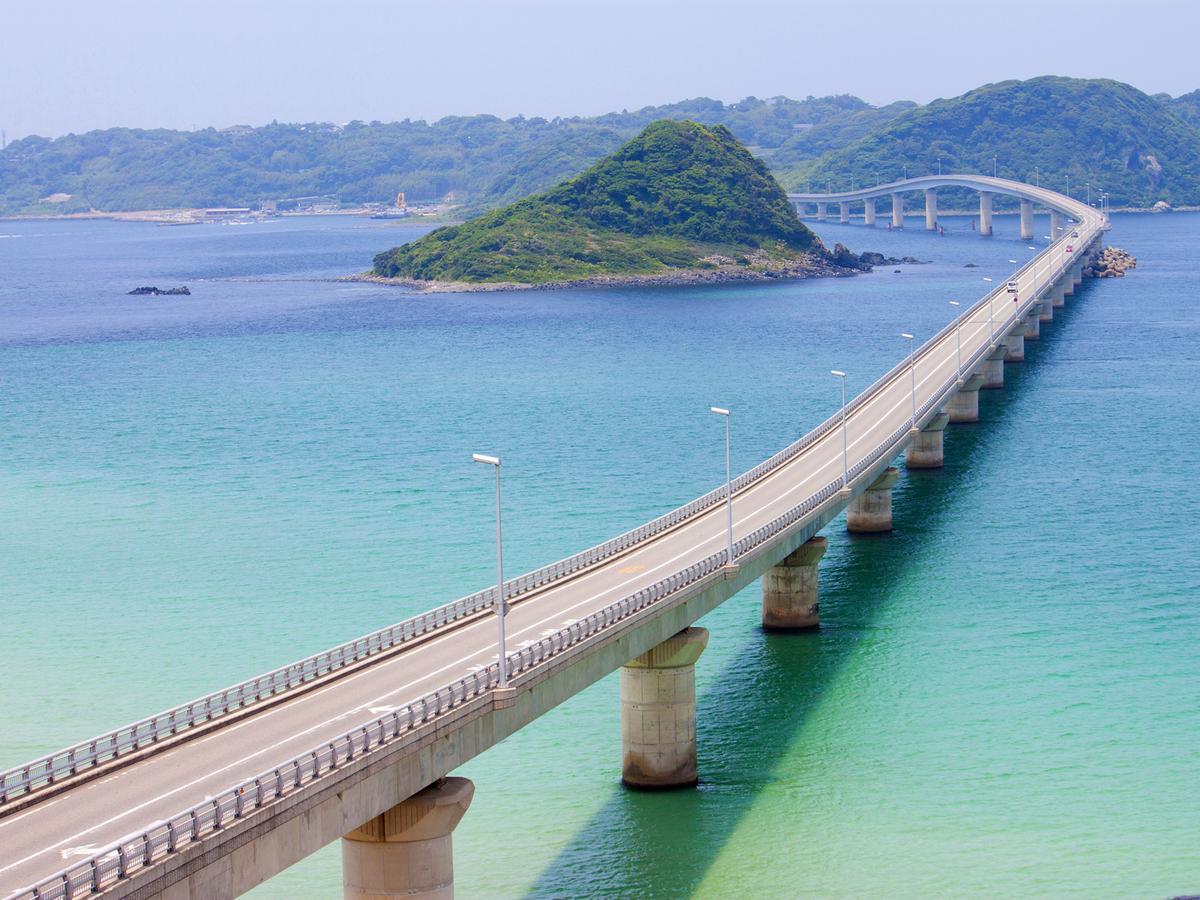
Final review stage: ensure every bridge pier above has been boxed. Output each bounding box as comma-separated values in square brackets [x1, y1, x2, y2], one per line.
[947, 373, 984, 423]
[1020, 200, 1034, 240]
[1050, 210, 1064, 239]
[1023, 311, 1041, 341]
[891, 194, 904, 228]
[864, 198, 876, 225]
[1003, 326, 1025, 362]
[761, 537, 828, 631]
[979, 191, 994, 236]
[905, 412, 950, 469]
[1039, 295, 1054, 323]
[341, 778, 474, 900]
[1052, 282, 1067, 308]
[816, 203, 827, 221]
[847, 466, 900, 533]
[925, 189, 938, 230]
[839, 201, 850, 223]
[621, 627, 708, 789]
[980, 345, 1006, 390]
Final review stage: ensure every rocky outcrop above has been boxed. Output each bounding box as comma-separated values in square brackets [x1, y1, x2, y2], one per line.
[1084, 247, 1137, 278]
[858, 250, 927, 267]
[128, 285, 191, 295]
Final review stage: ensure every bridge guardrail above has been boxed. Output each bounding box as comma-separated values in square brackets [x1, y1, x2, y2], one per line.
[9, 211, 1102, 900]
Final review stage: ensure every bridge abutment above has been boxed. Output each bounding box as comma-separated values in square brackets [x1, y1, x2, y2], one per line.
[905, 412, 950, 469]
[947, 373, 984, 423]
[1020, 200, 1034, 240]
[891, 194, 904, 228]
[341, 778, 474, 900]
[864, 198, 876, 225]
[620, 627, 708, 789]
[761, 536, 828, 631]
[925, 189, 937, 230]
[846, 466, 900, 533]
[979, 191, 994, 236]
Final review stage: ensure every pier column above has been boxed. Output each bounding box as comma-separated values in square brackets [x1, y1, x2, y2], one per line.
[1072, 264, 1083, 287]
[864, 198, 877, 226]
[980, 345, 1006, 390]
[1019, 200, 1034, 240]
[978, 191, 994, 236]
[905, 412, 950, 469]
[1050, 210, 1064, 239]
[925, 188, 938, 230]
[816, 203, 827, 221]
[846, 466, 900, 533]
[761, 537, 828, 631]
[1039, 295, 1054, 323]
[1051, 282, 1067, 308]
[947, 373, 984, 423]
[621, 627, 708, 789]
[1003, 325, 1025, 362]
[1023, 311, 1041, 341]
[839, 201, 850, 223]
[891, 194, 904, 228]
[342, 778, 474, 900]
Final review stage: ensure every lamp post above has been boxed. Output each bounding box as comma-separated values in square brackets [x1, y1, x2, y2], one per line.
[1035, 166, 1040, 188]
[1066, 174, 1071, 197]
[472, 453, 508, 687]
[710, 406, 734, 566]
[831, 371, 848, 487]
[937, 157, 942, 175]
[948, 302, 962, 375]
[993, 155, 998, 178]
[1086, 181, 1091, 207]
[901, 333, 916, 426]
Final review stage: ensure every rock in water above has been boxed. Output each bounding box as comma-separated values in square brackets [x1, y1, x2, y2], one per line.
[128, 286, 191, 295]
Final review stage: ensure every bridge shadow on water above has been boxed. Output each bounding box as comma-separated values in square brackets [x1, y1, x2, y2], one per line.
[523, 286, 1087, 898]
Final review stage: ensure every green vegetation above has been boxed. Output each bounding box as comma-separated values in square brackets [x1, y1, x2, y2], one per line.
[371, 121, 823, 284]
[3, 78, 1199, 217]
[792, 77, 1200, 208]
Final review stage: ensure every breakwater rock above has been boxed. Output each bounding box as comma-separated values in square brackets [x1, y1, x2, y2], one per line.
[128, 285, 191, 295]
[1085, 247, 1137, 278]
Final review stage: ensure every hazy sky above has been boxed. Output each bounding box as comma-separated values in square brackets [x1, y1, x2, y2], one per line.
[2, 0, 1196, 140]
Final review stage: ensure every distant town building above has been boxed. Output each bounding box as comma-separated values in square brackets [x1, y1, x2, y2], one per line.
[203, 207, 252, 219]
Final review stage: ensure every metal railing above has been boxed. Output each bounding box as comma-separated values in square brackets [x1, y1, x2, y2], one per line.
[6, 203, 1102, 900]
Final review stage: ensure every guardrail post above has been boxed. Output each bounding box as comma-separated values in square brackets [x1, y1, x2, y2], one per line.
[620, 627, 709, 789]
[342, 778, 474, 899]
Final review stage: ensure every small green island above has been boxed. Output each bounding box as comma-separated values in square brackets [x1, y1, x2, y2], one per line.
[368, 120, 862, 291]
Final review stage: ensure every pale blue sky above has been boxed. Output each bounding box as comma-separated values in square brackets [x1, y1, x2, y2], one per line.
[1, 0, 1195, 139]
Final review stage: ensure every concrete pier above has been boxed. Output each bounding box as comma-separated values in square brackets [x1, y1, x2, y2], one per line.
[1039, 296, 1054, 323]
[1023, 312, 1041, 341]
[846, 466, 900, 533]
[341, 778, 474, 900]
[621, 627, 708, 789]
[1020, 200, 1034, 240]
[925, 188, 938, 230]
[816, 203, 827, 221]
[1050, 210, 1064, 239]
[891, 194, 904, 228]
[980, 346, 1006, 390]
[1051, 283, 1066, 308]
[946, 373, 984, 423]
[864, 198, 876, 225]
[905, 412, 950, 469]
[839, 201, 850, 223]
[1003, 326, 1025, 362]
[979, 191, 994, 236]
[761, 536, 828, 631]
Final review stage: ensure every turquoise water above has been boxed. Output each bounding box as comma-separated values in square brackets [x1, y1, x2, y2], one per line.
[1, 212, 1195, 897]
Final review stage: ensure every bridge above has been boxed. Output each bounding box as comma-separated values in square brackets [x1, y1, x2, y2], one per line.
[788, 173, 1091, 240]
[1, 176, 1106, 899]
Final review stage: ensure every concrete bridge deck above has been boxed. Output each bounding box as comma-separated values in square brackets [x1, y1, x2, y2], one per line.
[1, 177, 1105, 899]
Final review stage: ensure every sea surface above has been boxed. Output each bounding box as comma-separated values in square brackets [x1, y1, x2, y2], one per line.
[1, 211, 1196, 898]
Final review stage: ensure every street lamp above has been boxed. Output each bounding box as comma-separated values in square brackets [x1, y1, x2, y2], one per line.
[903, 164, 908, 180]
[937, 157, 942, 175]
[1086, 181, 1091, 206]
[1066, 174, 1071, 197]
[993, 155, 998, 178]
[1035, 166, 1040, 188]
[900, 333, 916, 426]
[831, 371, 848, 488]
[710, 406, 734, 567]
[472, 453, 508, 687]
[981, 279, 995, 338]
[948, 302, 962, 375]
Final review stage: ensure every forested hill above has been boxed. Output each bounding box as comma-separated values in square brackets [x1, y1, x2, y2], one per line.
[3, 78, 1200, 216]
[793, 77, 1200, 209]
[0, 95, 890, 217]
[371, 120, 826, 286]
